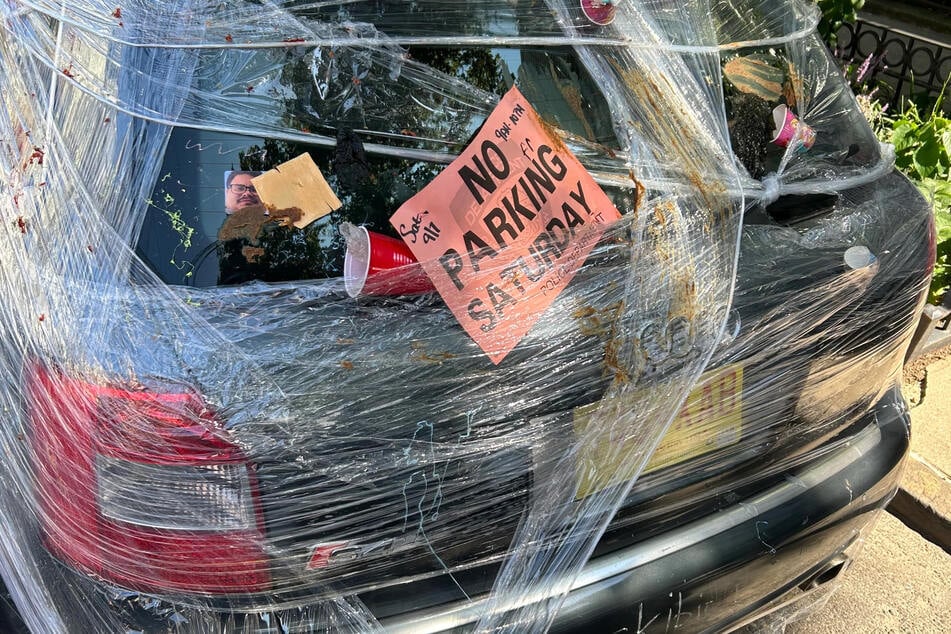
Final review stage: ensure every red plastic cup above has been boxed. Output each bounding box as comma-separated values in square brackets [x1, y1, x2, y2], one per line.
[342, 223, 435, 297]
[771, 105, 816, 152]
[581, 0, 616, 26]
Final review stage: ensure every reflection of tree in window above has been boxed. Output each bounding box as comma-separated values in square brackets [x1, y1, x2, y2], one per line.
[218, 37, 516, 286]
[275, 43, 506, 149]
[213, 15, 623, 285]
[408, 47, 508, 96]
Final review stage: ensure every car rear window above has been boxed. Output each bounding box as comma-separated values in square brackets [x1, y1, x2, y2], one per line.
[135, 46, 620, 287]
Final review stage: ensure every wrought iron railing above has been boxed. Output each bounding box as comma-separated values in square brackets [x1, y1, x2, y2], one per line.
[837, 19, 951, 111]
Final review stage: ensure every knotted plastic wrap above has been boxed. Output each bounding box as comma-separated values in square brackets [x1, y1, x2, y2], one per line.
[0, 1, 934, 633]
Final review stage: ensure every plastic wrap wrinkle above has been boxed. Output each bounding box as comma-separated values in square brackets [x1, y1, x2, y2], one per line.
[5, 0, 885, 196]
[0, 0, 936, 633]
[14, 0, 820, 50]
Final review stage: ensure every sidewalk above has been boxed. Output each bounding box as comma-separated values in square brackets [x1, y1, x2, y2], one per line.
[894, 348, 951, 553]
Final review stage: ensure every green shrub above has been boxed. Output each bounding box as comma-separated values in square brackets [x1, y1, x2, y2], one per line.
[878, 94, 951, 303]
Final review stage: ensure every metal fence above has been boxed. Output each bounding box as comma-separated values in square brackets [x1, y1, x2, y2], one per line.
[837, 19, 951, 112]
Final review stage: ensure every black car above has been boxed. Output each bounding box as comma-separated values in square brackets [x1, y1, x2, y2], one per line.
[0, 0, 934, 632]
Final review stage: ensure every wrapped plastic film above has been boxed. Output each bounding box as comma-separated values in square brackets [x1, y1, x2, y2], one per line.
[0, 1, 935, 633]
[704, 0, 895, 200]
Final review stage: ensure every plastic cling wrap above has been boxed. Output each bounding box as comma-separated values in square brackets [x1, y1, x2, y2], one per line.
[0, 1, 935, 633]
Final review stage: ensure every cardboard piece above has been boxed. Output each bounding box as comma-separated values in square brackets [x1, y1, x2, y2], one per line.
[251, 153, 341, 229]
[390, 86, 622, 364]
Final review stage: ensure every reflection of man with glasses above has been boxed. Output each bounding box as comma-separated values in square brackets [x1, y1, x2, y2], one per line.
[224, 170, 262, 212]
[219, 169, 269, 283]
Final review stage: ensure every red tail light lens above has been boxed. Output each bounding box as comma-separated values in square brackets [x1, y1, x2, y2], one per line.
[27, 363, 271, 594]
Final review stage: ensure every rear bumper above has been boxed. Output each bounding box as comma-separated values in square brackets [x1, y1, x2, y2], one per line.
[381, 386, 910, 633]
[4, 387, 910, 633]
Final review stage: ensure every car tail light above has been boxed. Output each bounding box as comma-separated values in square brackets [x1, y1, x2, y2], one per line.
[26, 363, 271, 594]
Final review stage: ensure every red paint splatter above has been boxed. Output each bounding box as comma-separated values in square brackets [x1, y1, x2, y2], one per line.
[246, 85, 254, 93]
[15, 217, 27, 233]
[62, 65, 75, 78]
[225, 34, 233, 43]
[112, 8, 121, 19]
[29, 147, 44, 165]
[283, 37, 306, 43]
[38, 314, 45, 322]
[103, 117, 111, 123]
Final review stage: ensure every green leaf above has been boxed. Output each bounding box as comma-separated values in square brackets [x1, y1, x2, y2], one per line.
[931, 246, 951, 304]
[890, 122, 916, 152]
[930, 280, 950, 306]
[913, 135, 942, 180]
[919, 179, 951, 214]
[936, 222, 951, 244]
[940, 128, 951, 170]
